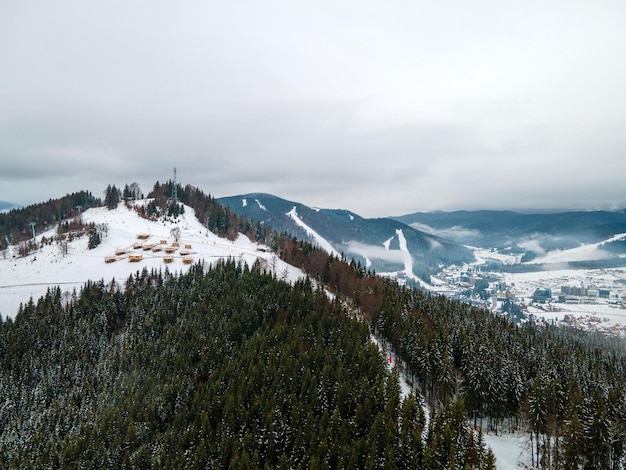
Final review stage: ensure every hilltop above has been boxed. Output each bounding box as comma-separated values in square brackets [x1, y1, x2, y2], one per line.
[0, 198, 300, 319]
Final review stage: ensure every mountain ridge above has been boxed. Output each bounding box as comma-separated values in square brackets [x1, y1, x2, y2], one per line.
[219, 193, 473, 284]
[221, 193, 626, 272]
[393, 208, 626, 261]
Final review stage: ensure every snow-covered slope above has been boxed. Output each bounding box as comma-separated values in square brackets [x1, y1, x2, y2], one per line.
[286, 206, 340, 257]
[524, 232, 626, 265]
[0, 202, 303, 319]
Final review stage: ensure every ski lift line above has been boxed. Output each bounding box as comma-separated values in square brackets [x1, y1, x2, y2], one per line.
[0, 281, 85, 289]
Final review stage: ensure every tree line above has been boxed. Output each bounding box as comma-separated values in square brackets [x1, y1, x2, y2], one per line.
[0, 191, 98, 249]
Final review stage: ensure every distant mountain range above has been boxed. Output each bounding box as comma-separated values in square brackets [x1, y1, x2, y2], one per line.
[0, 200, 18, 213]
[393, 209, 626, 262]
[219, 193, 472, 284]
[220, 194, 626, 274]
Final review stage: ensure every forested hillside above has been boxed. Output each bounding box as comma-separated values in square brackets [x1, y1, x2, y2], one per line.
[373, 285, 626, 468]
[278, 236, 626, 468]
[0, 261, 493, 468]
[0, 191, 99, 243]
[219, 192, 473, 281]
[394, 209, 626, 254]
[148, 182, 269, 243]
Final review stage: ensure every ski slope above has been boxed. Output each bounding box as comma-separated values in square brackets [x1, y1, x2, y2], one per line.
[286, 206, 340, 257]
[525, 232, 626, 265]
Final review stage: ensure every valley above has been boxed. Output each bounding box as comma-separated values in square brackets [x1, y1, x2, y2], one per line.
[221, 193, 626, 337]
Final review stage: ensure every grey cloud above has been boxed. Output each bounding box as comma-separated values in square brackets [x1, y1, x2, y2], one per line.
[1, 1, 626, 216]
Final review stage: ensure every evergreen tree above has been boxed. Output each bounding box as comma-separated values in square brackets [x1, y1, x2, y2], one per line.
[87, 224, 101, 249]
[104, 184, 120, 209]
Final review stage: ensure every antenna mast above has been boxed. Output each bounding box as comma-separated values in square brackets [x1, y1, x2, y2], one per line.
[172, 167, 178, 201]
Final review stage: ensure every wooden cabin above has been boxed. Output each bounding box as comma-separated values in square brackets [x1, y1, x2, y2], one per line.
[105, 256, 117, 263]
[137, 233, 150, 240]
[129, 254, 143, 262]
[163, 255, 174, 263]
[182, 256, 194, 265]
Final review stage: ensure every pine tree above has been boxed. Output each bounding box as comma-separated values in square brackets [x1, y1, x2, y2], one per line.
[104, 184, 120, 209]
[583, 389, 611, 469]
[562, 384, 583, 469]
[87, 225, 101, 249]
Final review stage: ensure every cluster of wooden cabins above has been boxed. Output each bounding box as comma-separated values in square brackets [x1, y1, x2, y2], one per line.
[105, 233, 194, 265]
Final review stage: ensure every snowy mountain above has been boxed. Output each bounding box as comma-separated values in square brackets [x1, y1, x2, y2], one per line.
[0, 200, 303, 319]
[219, 193, 473, 284]
[394, 209, 626, 267]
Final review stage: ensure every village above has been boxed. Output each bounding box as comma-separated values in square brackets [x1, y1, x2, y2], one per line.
[432, 263, 626, 337]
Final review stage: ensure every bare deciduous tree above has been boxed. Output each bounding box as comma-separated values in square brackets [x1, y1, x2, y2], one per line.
[130, 182, 142, 200]
[58, 237, 69, 257]
[170, 227, 181, 242]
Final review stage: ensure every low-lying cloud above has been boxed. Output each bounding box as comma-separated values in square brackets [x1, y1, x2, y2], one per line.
[410, 223, 481, 241]
[518, 239, 547, 256]
[345, 241, 407, 263]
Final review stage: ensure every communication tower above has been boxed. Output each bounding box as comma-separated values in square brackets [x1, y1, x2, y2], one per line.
[172, 167, 178, 201]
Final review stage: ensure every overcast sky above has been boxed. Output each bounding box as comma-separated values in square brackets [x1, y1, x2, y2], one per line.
[1, 1, 625, 217]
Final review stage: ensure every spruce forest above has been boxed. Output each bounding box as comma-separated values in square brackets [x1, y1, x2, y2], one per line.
[1, 183, 625, 469]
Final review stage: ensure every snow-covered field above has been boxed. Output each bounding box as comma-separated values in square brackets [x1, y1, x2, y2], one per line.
[473, 247, 524, 265]
[0, 202, 304, 319]
[483, 432, 528, 469]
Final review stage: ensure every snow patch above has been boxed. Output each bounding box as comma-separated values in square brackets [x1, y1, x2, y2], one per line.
[383, 236, 394, 250]
[482, 432, 528, 470]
